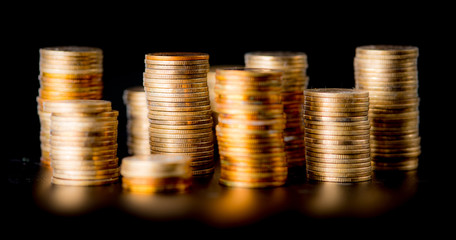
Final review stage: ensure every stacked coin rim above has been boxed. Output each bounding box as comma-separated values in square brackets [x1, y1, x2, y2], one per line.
[215, 67, 288, 188]
[38, 46, 103, 167]
[143, 52, 215, 176]
[354, 45, 420, 171]
[123, 86, 150, 155]
[304, 88, 372, 182]
[44, 100, 119, 186]
[245, 51, 309, 168]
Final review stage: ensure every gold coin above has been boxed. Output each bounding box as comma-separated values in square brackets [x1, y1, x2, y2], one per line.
[306, 146, 369, 154]
[144, 68, 209, 75]
[218, 178, 285, 188]
[304, 120, 370, 126]
[148, 113, 212, 121]
[356, 45, 418, 55]
[305, 137, 369, 145]
[306, 150, 370, 159]
[145, 59, 209, 65]
[306, 142, 370, 150]
[305, 123, 370, 131]
[144, 82, 208, 89]
[143, 77, 208, 84]
[143, 73, 207, 79]
[306, 174, 371, 182]
[305, 155, 370, 164]
[305, 128, 370, 136]
[149, 131, 213, 139]
[145, 91, 209, 98]
[304, 88, 369, 98]
[304, 115, 368, 122]
[307, 161, 371, 168]
[51, 177, 118, 186]
[307, 165, 372, 174]
[149, 141, 213, 148]
[145, 63, 209, 70]
[304, 101, 369, 108]
[145, 52, 209, 61]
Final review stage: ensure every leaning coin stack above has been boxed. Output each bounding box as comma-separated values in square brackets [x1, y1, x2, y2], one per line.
[354, 45, 420, 171]
[43, 100, 119, 186]
[37, 46, 103, 167]
[304, 89, 372, 182]
[215, 68, 287, 188]
[245, 52, 309, 168]
[123, 86, 150, 155]
[120, 155, 192, 193]
[143, 52, 214, 176]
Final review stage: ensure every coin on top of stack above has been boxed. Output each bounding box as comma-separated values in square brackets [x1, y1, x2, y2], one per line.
[44, 100, 119, 186]
[143, 52, 214, 176]
[37, 46, 103, 167]
[304, 88, 372, 182]
[123, 86, 150, 156]
[120, 154, 192, 193]
[215, 67, 287, 188]
[354, 45, 420, 171]
[245, 51, 308, 169]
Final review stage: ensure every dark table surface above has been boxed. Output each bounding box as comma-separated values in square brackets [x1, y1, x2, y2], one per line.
[1, 154, 449, 237]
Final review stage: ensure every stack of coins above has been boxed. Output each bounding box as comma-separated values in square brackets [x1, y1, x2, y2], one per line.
[143, 52, 214, 176]
[44, 100, 119, 186]
[304, 89, 372, 182]
[123, 86, 150, 155]
[120, 154, 192, 193]
[215, 68, 287, 188]
[37, 46, 103, 167]
[245, 52, 309, 168]
[354, 45, 420, 171]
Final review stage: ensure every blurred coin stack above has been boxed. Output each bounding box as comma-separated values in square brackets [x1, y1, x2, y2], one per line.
[44, 100, 119, 186]
[120, 155, 192, 193]
[354, 45, 420, 171]
[123, 86, 150, 155]
[304, 89, 372, 182]
[245, 52, 309, 168]
[215, 68, 287, 188]
[37, 46, 103, 167]
[143, 52, 214, 176]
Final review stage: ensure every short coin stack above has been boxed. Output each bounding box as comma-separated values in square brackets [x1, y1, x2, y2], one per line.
[143, 52, 214, 176]
[44, 100, 119, 186]
[304, 89, 372, 182]
[38, 46, 103, 167]
[120, 155, 192, 193]
[215, 68, 287, 188]
[123, 86, 150, 155]
[354, 45, 420, 171]
[245, 52, 309, 168]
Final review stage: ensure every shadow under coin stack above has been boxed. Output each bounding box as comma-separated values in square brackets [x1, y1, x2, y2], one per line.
[304, 89, 372, 182]
[245, 52, 309, 169]
[37, 46, 103, 167]
[143, 52, 214, 176]
[354, 45, 420, 171]
[43, 100, 119, 186]
[120, 155, 192, 193]
[215, 68, 287, 188]
[123, 86, 150, 155]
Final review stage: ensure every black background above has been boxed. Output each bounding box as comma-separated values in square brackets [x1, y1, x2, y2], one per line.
[2, 3, 454, 236]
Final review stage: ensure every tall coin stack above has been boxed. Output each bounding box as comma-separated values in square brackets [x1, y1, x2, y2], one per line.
[245, 52, 309, 168]
[120, 155, 192, 193]
[354, 45, 420, 171]
[143, 52, 214, 176]
[215, 68, 287, 188]
[38, 46, 103, 167]
[43, 100, 119, 186]
[123, 86, 150, 156]
[304, 89, 372, 182]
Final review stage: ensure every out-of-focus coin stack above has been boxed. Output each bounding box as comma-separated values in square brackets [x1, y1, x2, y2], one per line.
[304, 89, 372, 182]
[143, 52, 214, 176]
[37, 46, 103, 167]
[354, 45, 420, 171]
[120, 155, 192, 193]
[123, 86, 150, 155]
[43, 100, 119, 186]
[245, 52, 309, 168]
[215, 68, 287, 188]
